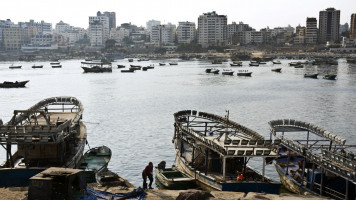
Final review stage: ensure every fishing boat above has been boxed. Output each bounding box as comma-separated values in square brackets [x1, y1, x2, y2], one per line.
[121, 69, 135, 73]
[129, 65, 141, 71]
[269, 119, 356, 200]
[210, 68, 219, 74]
[128, 58, 133, 62]
[155, 165, 195, 190]
[51, 65, 62, 68]
[79, 146, 111, 183]
[289, 62, 302, 66]
[117, 65, 125, 68]
[142, 67, 148, 71]
[146, 65, 154, 69]
[249, 63, 259, 67]
[273, 60, 281, 64]
[222, 69, 234, 75]
[50, 62, 60, 65]
[173, 110, 281, 193]
[9, 64, 22, 69]
[169, 62, 178, 65]
[230, 63, 242, 67]
[159, 63, 166, 66]
[81, 61, 112, 73]
[32, 64, 43, 68]
[0, 97, 87, 187]
[0, 80, 29, 88]
[304, 74, 318, 79]
[271, 68, 282, 72]
[236, 70, 252, 76]
[323, 74, 337, 80]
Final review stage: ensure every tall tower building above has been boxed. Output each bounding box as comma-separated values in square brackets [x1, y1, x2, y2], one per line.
[197, 11, 227, 47]
[89, 16, 109, 42]
[350, 14, 356, 41]
[98, 12, 116, 30]
[319, 8, 340, 43]
[305, 17, 318, 44]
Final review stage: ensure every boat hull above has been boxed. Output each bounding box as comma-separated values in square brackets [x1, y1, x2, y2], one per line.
[82, 67, 112, 73]
[0, 81, 29, 88]
[155, 167, 195, 189]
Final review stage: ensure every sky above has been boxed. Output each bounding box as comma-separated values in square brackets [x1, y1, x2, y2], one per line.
[1, 0, 355, 30]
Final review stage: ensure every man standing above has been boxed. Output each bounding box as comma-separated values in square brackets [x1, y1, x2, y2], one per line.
[142, 162, 153, 189]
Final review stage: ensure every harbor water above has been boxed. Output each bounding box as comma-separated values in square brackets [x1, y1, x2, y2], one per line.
[1, 59, 356, 188]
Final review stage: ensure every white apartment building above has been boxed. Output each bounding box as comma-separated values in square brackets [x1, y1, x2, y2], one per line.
[61, 28, 87, 45]
[198, 11, 227, 47]
[177, 21, 196, 44]
[23, 20, 52, 34]
[146, 20, 161, 32]
[150, 23, 176, 45]
[89, 16, 110, 42]
[55, 21, 71, 34]
[89, 20, 104, 47]
[319, 8, 340, 43]
[110, 27, 130, 42]
[306, 17, 318, 44]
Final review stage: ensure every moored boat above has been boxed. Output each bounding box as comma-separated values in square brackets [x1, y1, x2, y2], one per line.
[236, 70, 252, 76]
[273, 60, 281, 64]
[323, 74, 337, 80]
[81, 61, 112, 73]
[159, 63, 166, 66]
[212, 60, 222, 64]
[249, 63, 259, 67]
[304, 74, 318, 79]
[79, 146, 111, 183]
[0, 97, 87, 187]
[271, 68, 282, 72]
[269, 119, 356, 200]
[117, 65, 125, 68]
[173, 110, 281, 193]
[51, 65, 62, 68]
[128, 58, 133, 62]
[294, 65, 304, 68]
[169, 62, 178, 65]
[50, 62, 60, 65]
[121, 69, 135, 73]
[230, 63, 242, 66]
[155, 165, 195, 190]
[32, 64, 43, 68]
[9, 64, 22, 69]
[0, 80, 29, 88]
[222, 69, 234, 75]
[210, 68, 219, 74]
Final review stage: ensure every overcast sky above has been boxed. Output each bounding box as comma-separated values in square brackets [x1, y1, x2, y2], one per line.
[1, 0, 354, 30]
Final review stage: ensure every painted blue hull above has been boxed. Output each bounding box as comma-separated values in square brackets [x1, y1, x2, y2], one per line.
[0, 168, 44, 187]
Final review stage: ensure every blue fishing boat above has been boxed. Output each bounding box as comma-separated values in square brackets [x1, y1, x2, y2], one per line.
[269, 119, 356, 200]
[173, 110, 282, 193]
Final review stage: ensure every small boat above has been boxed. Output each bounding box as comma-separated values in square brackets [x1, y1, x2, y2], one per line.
[51, 65, 62, 68]
[79, 146, 111, 183]
[205, 68, 212, 73]
[121, 69, 135, 73]
[249, 63, 259, 67]
[222, 69, 234, 75]
[233, 61, 242, 65]
[128, 58, 133, 62]
[273, 60, 281, 64]
[32, 65, 43, 68]
[142, 67, 148, 71]
[9, 64, 22, 69]
[289, 62, 301, 66]
[0, 80, 29, 88]
[259, 62, 267, 64]
[159, 63, 166, 66]
[169, 62, 178, 65]
[230, 63, 242, 66]
[146, 65, 154, 69]
[50, 62, 60, 65]
[294, 65, 303, 68]
[117, 65, 125, 68]
[129, 65, 141, 70]
[210, 68, 219, 74]
[323, 74, 337, 80]
[81, 61, 112, 73]
[271, 68, 282, 72]
[304, 74, 318, 79]
[155, 165, 195, 190]
[236, 70, 252, 76]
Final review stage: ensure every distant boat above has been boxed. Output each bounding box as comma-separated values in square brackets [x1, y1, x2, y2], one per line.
[236, 70, 252, 76]
[249, 63, 259, 67]
[130, 65, 141, 70]
[117, 65, 125, 68]
[9, 64, 22, 69]
[222, 69, 234, 75]
[81, 61, 112, 73]
[210, 68, 219, 74]
[230, 63, 242, 66]
[128, 58, 133, 62]
[79, 146, 111, 183]
[304, 73, 318, 79]
[32, 65, 43, 68]
[294, 65, 303, 68]
[289, 62, 301, 66]
[259, 62, 267, 64]
[205, 68, 212, 73]
[0, 80, 29, 88]
[51, 65, 62, 68]
[155, 165, 195, 190]
[323, 74, 337, 80]
[169, 62, 178, 65]
[121, 69, 135, 73]
[50, 62, 60, 65]
[159, 63, 166, 66]
[271, 68, 282, 72]
[273, 60, 281, 64]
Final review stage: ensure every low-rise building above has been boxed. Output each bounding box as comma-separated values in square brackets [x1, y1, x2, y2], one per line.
[150, 23, 176, 46]
[294, 25, 306, 45]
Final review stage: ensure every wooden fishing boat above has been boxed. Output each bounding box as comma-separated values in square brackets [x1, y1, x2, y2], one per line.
[230, 63, 242, 67]
[51, 65, 62, 68]
[155, 165, 195, 190]
[130, 65, 141, 70]
[128, 58, 133, 62]
[79, 146, 111, 183]
[169, 62, 178, 65]
[0, 97, 87, 187]
[146, 65, 154, 69]
[121, 69, 135, 73]
[269, 119, 356, 200]
[50, 62, 60, 65]
[222, 69, 234, 75]
[32, 65, 43, 68]
[210, 68, 219, 74]
[249, 63, 259, 67]
[205, 68, 212, 73]
[304, 74, 318, 79]
[0, 80, 29, 88]
[159, 63, 166, 66]
[81, 61, 112, 73]
[289, 62, 301, 66]
[117, 65, 125, 68]
[173, 110, 281, 193]
[9, 64, 22, 69]
[236, 70, 252, 76]
[273, 60, 281, 64]
[323, 74, 337, 80]
[271, 68, 282, 72]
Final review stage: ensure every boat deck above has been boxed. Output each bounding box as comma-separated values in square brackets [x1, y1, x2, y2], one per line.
[23, 112, 77, 126]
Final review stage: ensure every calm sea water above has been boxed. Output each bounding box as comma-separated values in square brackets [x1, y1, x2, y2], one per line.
[1, 58, 356, 187]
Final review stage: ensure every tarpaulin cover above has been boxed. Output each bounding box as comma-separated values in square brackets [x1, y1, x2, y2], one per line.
[77, 188, 146, 200]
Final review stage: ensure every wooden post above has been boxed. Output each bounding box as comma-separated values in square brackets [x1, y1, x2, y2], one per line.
[205, 148, 208, 175]
[223, 156, 226, 181]
[262, 157, 266, 182]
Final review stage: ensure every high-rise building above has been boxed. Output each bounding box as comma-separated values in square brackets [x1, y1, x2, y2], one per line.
[305, 17, 318, 44]
[294, 25, 306, 44]
[97, 11, 116, 30]
[89, 20, 104, 47]
[227, 22, 252, 38]
[150, 23, 176, 45]
[19, 20, 52, 34]
[89, 16, 110, 42]
[319, 8, 340, 43]
[350, 14, 356, 40]
[177, 21, 196, 44]
[197, 11, 227, 47]
[146, 20, 161, 32]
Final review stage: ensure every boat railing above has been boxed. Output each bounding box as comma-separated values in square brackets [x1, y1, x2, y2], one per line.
[269, 119, 346, 145]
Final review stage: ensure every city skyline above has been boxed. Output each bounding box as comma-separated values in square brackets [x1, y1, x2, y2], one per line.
[1, 0, 355, 30]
